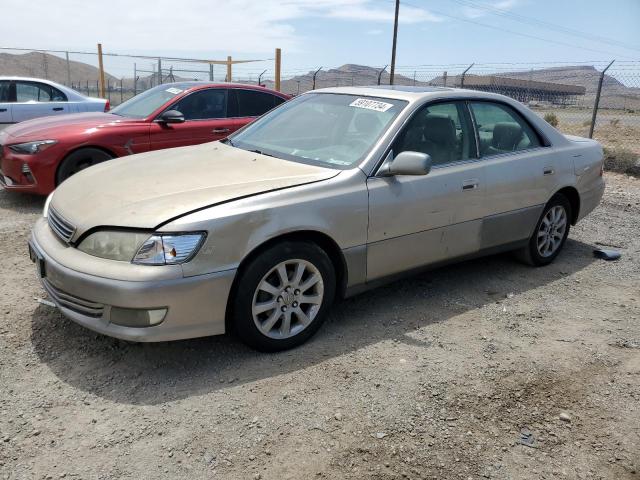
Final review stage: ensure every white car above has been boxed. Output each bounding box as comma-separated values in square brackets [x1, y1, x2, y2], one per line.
[0, 77, 109, 125]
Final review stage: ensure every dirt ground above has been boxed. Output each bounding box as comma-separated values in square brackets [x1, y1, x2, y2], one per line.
[1, 174, 639, 480]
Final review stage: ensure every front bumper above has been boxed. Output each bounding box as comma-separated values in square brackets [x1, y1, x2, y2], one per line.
[30, 224, 236, 342]
[0, 144, 60, 195]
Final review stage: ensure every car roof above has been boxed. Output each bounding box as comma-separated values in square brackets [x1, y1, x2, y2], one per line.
[310, 85, 511, 103]
[0, 76, 90, 100]
[160, 81, 289, 96]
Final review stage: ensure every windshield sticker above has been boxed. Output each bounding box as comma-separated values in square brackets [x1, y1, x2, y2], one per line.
[349, 98, 393, 112]
[165, 87, 183, 95]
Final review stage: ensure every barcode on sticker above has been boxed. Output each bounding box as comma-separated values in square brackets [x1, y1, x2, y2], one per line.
[349, 98, 393, 112]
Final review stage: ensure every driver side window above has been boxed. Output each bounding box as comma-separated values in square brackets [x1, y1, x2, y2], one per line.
[171, 89, 227, 120]
[392, 101, 474, 166]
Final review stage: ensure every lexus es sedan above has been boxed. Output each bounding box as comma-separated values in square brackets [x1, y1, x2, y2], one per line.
[0, 77, 108, 125]
[29, 86, 605, 351]
[1, 82, 288, 194]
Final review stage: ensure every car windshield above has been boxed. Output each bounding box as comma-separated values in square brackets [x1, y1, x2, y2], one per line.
[228, 93, 407, 169]
[110, 83, 194, 118]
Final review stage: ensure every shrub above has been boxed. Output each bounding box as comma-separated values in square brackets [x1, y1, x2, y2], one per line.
[543, 113, 559, 127]
[603, 147, 640, 177]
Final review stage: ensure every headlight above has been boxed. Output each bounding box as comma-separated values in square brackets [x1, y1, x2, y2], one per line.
[78, 231, 152, 261]
[9, 140, 58, 154]
[133, 233, 206, 265]
[43, 193, 53, 218]
[77, 231, 206, 264]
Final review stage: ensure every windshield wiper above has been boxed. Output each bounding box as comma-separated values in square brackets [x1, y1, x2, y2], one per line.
[245, 148, 275, 158]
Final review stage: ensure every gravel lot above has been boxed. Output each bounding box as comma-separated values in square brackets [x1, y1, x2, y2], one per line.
[1, 174, 639, 480]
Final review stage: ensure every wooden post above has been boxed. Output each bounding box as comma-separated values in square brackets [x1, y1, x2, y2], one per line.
[227, 56, 232, 82]
[275, 48, 281, 92]
[97, 43, 106, 98]
[65, 51, 71, 86]
[209, 64, 214, 81]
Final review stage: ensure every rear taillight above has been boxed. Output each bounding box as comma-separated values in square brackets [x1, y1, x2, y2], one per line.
[104, 100, 110, 112]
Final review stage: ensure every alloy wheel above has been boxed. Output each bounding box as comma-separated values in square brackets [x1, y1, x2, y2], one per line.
[251, 259, 324, 339]
[537, 205, 567, 257]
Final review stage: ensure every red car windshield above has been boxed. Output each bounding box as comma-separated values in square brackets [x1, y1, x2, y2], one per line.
[110, 83, 194, 119]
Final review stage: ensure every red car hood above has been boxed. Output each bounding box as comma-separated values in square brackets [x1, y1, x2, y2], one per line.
[1, 113, 137, 141]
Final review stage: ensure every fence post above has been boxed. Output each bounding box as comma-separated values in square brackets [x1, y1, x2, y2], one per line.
[589, 59, 615, 139]
[209, 64, 214, 81]
[275, 48, 281, 92]
[377, 65, 388, 85]
[157, 58, 162, 85]
[226, 56, 232, 82]
[312, 67, 322, 90]
[120, 78, 123, 104]
[97, 43, 106, 98]
[443, 71, 447, 87]
[413, 71, 416, 86]
[258, 69, 267, 87]
[133, 63, 137, 96]
[460, 63, 474, 88]
[65, 51, 71, 86]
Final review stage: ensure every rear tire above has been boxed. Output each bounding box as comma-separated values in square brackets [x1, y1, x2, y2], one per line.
[56, 148, 114, 185]
[517, 193, 572, 266]
[231, 241, 336, 352]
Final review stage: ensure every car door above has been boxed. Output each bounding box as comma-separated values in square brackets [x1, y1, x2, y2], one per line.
[149, 88, 231, 151]
[226, 88, 287, 132]
[12, 81, 69, 122]
[469, 101, 560, 249]
[0, 80, 12, 124]
[366, 101, 486, 281]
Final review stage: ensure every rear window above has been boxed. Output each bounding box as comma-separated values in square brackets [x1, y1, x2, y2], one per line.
[228, 89, 283, 117]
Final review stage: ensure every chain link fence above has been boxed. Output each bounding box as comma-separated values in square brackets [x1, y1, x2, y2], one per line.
[272, 61, 640, 163]
[1, 47, 638, 165]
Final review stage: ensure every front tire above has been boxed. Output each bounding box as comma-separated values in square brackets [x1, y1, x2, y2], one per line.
[56, 148, 114, 185]
[518, 193, 572, 266]
[231, 241, 336, 352]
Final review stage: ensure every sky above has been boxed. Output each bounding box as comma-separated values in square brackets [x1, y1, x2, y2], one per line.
[2, 0, 639, 78]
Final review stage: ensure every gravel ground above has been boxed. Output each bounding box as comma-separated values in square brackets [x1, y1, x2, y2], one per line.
[1, 174, 639, 480]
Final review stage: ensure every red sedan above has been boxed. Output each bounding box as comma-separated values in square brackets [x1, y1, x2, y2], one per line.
[0, 82, 289, 195]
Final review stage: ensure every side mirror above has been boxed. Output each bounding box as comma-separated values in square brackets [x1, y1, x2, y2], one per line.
[156, 110, 185, 124]
[380, 151, 432, 176]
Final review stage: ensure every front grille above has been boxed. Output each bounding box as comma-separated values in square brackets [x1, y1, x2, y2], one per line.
[48, 207, 76, 243]
[42, 279, 105, 318]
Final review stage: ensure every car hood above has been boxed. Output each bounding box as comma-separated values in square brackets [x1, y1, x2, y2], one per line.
[50, 142, 339, 237]
[1, 113, 134, 141]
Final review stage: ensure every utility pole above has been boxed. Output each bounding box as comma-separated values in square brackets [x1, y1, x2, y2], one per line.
[97, 43, 106, 98]
[274, 48, 281, 92]
[389, 0, 400, 85]
[65, 51, 71, 86]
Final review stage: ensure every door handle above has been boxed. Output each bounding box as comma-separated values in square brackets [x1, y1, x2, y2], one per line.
[462, 179, 479, 191]
[0, 108, 7, 112]
[543, 168, 555, 175]
[212, 128, 230, 134]
[52, 107, 64, 111]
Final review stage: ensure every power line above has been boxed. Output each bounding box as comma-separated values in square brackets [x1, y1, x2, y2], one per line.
[408, 1, 635, 60]
[449, 0, 640, 54]
[371, 0, 636, 60]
